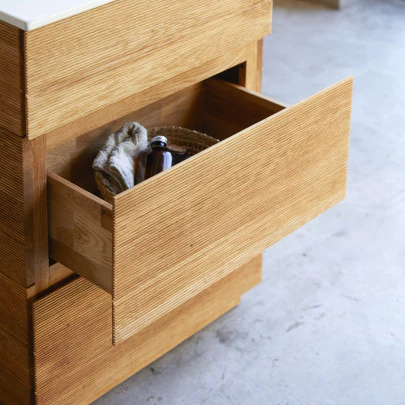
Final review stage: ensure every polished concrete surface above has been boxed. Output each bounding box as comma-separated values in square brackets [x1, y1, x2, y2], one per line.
[96, 1, 405, 403]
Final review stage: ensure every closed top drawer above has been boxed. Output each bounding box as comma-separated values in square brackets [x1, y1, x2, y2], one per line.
[47, 77, 353, 345]
[24, 0, 272, 139]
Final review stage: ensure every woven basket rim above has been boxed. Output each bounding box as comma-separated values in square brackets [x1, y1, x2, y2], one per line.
[95, 126, 219, 202]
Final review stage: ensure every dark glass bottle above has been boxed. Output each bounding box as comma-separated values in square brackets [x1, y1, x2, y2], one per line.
[143, 136, 173, 181]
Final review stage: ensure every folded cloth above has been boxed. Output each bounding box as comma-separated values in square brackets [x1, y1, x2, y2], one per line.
[93, 122, 149, 194]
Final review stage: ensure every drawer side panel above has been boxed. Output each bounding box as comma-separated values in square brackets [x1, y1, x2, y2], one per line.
[47, 172, 113, 293]
[0, 21, 25, 136]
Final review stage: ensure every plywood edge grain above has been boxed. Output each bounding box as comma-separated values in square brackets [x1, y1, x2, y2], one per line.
[23, 136, 49, 289]
[112, 76, 353, 344]
[33, 255, 262, 404]
[25, 0, 272, 138]
[0, 271, 29, 345]
[0, 20, 25, 136]
[45, 42, 258, 149]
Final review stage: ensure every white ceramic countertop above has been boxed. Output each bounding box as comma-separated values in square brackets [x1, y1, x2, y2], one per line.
[0, 0, 116, 31]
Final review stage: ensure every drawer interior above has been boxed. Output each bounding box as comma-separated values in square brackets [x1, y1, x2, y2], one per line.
[47, 79, 286, 197]
[47, 78, 286, 294]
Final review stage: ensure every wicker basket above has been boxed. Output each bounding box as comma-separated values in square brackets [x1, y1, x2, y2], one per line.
[95, 171, 116, 205]
[95, 126, 219, 203]
[149, 127, 219, 156]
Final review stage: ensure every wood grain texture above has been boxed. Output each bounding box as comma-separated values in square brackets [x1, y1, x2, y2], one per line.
[46, 79, 280, 296]
[46, 83, 208, 293]
[0, 130, 26, 285]
[45, 42, 259, 150]
[23, 136, 50, 291]
[26, 263, 75, 299]
[0, 271, 29, 345]
[33, 255, 262, 405]
[239, 40, 265, 92]
[0, 20, 25, 136]
[46, 83, 205, 189]
[25, 0, 272, 138]
[48, 172, 113, 292]
[0, 132, 49, 289]
[0, 129, 44, 405]
[46, 77, 352, 344]
[0, 328, 31, 405]
[0, 272, 31, 405]
[112, 77, 353, 343]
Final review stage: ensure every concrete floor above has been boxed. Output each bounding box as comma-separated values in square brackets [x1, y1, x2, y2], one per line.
[95, 1, 405, 404]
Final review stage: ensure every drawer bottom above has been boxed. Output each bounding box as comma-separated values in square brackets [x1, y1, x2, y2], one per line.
[33, 255, 262, 405]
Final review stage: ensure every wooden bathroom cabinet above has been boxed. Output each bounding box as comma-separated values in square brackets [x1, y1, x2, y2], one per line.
[0, 0, 353, 403]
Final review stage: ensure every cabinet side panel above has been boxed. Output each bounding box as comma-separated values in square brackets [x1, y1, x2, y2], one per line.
[0, 21, 25, 136]
[0, 273, 31, 405]
[0, 132, 49, 289]
[0, 129, 33, 404]
[0, 134, 47, 403]
[0, 130, 26, 284]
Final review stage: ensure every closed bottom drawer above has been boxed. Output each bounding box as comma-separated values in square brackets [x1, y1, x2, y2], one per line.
[47, 77, 353, 344]
[33, 257, 262, 405]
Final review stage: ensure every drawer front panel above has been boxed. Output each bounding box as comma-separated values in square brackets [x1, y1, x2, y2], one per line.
[33, 257, 262, 404]
[112, 78, 353, 343]
[25, 0, 272, 139]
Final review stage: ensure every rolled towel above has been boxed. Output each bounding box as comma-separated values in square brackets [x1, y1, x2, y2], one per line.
[93, 122, 149, 193]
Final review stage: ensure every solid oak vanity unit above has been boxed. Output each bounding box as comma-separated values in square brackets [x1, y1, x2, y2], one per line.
[0, 0, 353, 403]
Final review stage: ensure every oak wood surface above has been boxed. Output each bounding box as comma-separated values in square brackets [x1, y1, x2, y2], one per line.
[0, 20, 24, 136]
[25, 0, 272, 139]
[239, 39, 265, 93]
[0, 271, 29, 345]
[0, 130, 48, 404]
[33, 255, 262, 405]
[45, 42, 260, 150]
[113, 77, 352, 343]
[0, 130, 27, 285]
[26, 263, 75, 299]
[0, 328, 31, 405]
[48, 172, 113, 292]
[46, 77, 351, 344]
[0, 272, 31, 405]
[46, 83, 205, 188]
[0, 132, 49, 290]
[24, 136, 50, 291]
[0, 1, 353, 403]
[46, 79, 283, 298]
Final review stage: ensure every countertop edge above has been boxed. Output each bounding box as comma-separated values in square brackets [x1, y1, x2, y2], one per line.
[0, 0, 117, 31]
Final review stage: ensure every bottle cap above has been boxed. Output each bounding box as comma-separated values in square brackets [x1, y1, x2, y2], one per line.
[151, 135, 168, 145]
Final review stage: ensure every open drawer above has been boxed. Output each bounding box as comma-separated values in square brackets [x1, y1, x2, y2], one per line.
[47, 77, 353, 344]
